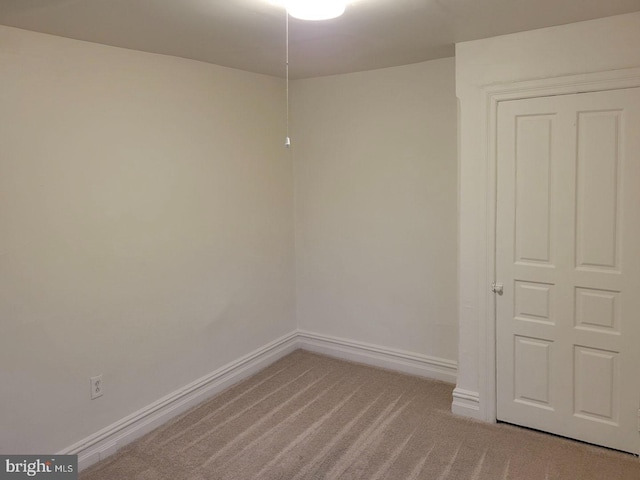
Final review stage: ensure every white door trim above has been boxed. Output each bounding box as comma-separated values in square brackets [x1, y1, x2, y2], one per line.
[478, 67, 640, 424]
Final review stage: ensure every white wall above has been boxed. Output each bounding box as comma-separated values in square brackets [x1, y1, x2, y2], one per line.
[455, 12, 640, 420]
[292, 59, 458, 362]
[0, 26, 295, 454]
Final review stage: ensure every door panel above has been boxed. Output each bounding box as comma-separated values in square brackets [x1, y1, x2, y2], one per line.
[573, 346, 618, 424]
[576, 111, 621, 271]
[514, 336, 553, 408]
[514, 115, 554, 265]
[496, 88, 640, 454]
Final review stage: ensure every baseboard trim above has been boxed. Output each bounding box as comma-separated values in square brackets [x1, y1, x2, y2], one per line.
[63, 329, 459, 471]
[451, 387, 481, 419]
[296, 330, 457, 384]
[60, 331, 299, 471]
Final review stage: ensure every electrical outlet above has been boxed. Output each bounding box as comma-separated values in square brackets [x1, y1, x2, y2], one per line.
[90, 375, 103, 399]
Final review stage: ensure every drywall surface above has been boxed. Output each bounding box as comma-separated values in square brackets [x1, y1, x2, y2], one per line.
[0, 26, 295, 453]
[455, 12, 640, 420]
[292, 59, 458, 362]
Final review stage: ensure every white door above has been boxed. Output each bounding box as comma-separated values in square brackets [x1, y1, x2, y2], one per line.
[496, 88, 640, 454]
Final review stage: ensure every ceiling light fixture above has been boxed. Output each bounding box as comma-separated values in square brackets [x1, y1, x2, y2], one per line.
[279, 1, 349, 148]
[271, 1, 349, 21]
[287, 0, 347, 21]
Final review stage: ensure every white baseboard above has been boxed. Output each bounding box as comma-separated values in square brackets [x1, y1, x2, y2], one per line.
[296, 330, 457, 384]
[62, 329, 459, 471]
[59, 331, 298, 471]
[451, 387, 481, 419]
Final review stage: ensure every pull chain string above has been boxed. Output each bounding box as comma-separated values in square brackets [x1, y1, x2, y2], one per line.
[285, 9, 291, 148]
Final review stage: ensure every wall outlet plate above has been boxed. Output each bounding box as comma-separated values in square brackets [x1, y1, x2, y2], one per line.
[91, 374, 103, 399]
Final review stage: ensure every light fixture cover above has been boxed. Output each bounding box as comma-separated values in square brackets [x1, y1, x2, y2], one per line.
[285, 0, 347, 21]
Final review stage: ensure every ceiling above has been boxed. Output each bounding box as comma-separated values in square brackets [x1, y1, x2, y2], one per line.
[1, 0, 639, 79]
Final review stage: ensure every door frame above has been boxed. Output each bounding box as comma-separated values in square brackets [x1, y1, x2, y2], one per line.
[477, 67, 640, 424]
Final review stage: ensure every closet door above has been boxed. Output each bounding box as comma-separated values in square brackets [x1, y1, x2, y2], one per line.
[495, 88, 640, 454]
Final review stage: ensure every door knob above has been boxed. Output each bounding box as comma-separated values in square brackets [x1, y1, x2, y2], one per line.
[491, 282, 504, 295]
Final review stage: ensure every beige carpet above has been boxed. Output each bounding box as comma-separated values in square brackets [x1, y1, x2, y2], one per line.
[80, 350, 639, 480]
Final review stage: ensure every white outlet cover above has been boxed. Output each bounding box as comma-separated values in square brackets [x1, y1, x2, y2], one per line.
[90, 374, 103, 399]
